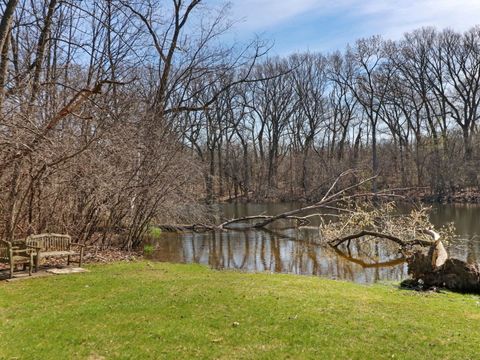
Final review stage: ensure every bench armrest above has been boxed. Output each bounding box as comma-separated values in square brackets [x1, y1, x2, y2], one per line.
[11, 248, 35, 255]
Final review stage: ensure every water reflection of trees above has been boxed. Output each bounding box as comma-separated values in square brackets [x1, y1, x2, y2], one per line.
[153, 228, 410, 284]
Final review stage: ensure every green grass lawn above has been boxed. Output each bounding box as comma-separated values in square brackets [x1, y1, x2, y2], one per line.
[1, 262, 479, 359]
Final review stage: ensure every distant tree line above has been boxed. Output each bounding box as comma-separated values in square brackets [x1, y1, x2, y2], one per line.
[1, 0, 479, 247]
[185, 27, 480, 203]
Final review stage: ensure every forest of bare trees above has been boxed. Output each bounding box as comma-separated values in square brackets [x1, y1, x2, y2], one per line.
[1, 0, 480, 248]
[192, 29, 480, 203]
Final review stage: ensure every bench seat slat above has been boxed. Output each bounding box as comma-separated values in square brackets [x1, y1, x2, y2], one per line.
[37, 250, 77, 258]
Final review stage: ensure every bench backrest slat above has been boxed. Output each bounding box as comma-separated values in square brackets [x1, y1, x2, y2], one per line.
[0, 242, 8, 260]
[26, 233, 71, 251]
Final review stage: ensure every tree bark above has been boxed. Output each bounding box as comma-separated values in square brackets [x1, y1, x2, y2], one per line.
[0, 0, 18, 59]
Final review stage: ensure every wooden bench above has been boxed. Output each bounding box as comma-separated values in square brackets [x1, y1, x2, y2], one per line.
[26, 234, 85, 272]
[0, 240, 34, 278]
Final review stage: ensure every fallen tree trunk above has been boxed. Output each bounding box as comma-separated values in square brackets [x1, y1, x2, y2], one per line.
[218, 214, 314, 230]
[217, 173, 405, 230]
[157, 172, 411, 232]
[155, 224, 216, 232]
[251, 173, 381, 228]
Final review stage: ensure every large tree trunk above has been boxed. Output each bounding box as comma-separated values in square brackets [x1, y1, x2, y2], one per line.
[205, 148, 215, 204]
[0, 0, 18, 58]
[29, 0, 58, 103]
[242, 142, 250, 199]
[463, 126, 473, 161]
[371, 121, 378, 194]
[0, 28, 10, 110]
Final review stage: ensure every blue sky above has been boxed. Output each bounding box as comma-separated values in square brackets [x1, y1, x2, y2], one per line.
[221, 0, 480, 55]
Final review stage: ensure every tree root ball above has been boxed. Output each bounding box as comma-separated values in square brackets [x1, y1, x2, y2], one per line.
[406, 246, 480, 294]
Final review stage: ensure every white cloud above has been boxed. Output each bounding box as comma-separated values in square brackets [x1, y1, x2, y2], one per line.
[228, 0, 480, 39]
[356, 0, 480, 39]
[227, 0, 323, 30]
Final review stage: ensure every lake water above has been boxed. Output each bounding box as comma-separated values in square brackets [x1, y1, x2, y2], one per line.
[149, 203, 480, 284]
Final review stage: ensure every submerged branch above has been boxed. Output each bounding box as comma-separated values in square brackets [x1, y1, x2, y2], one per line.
[329, 230, 407, 247]
[328, 230, 434, 250]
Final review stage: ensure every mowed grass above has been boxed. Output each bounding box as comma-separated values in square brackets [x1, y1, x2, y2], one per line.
[1, 262, 480, 359]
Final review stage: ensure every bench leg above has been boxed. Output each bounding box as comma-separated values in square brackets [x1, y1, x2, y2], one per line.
[34, 255, 39, 272]
[79, 247, 84, 267]
[9, 259, 13, 279]
[29, 254, 33, 276]
[67, 255, 71, 266]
